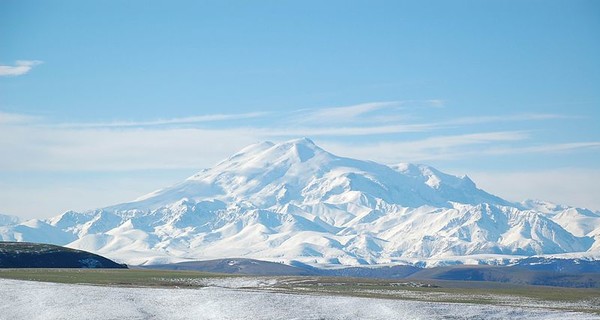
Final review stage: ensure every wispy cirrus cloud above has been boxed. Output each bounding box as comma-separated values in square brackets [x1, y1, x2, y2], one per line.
[0, 60, 43, 77]
[0, 111, 40, 124]
[285, 102, 570, 136]
[292, 100, 444, 125]
[295, 101, 400, 124]
[486, 142, 600, 155]
[0, 125, 262, 171]
[321, 134, 600, 164]
[55, 112, 268, 128]
[259, 123, 436, 137]
[320, 131, 530, 163]
[442, 113, 575, 126]
[469, 168, 600, 211]
[0, 102, 595, 171]
[2, 102, 597, 218]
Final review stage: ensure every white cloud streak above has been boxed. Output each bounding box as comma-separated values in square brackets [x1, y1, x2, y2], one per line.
[0, 106, 593, 171]
[0, 106, 597, 218]
[0, 112, 40, 124]
[296, 101, 400, 124]
[322, 135, 600, 164]
[442, 113, 574, 126]
[55, 112, 268, 128]
[0, 175, 186, 219]
[292, 100, 444, 125]
[320, 131, 530, 163]
[285, 102, 568, 136]
[0, 125, 261, 171]
[469, 169, 600, 211]
[258, 123, 436, 137]
[486, 142, 600, 155]
[0, 60, 43, 76]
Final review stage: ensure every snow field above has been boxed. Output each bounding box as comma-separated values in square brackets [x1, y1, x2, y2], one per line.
[0, 279, 598, 320]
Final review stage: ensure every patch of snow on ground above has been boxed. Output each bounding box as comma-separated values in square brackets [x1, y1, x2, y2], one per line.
[0, 279, 598, 320]
[157, 276, 279, 288]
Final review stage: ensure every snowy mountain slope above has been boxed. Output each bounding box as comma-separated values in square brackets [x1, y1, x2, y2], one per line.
[1, 138, 598, 266]
[112, 138, 512, 212]
[0, 219, 77, 244]
[518, 200, 600, 252]
[518, 199, 572, 214]
[550, 208, 600, 237]
[0, 213, 19, 226]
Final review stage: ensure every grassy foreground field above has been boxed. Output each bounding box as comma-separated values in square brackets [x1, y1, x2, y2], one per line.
[1, 268, 599, 314]
[0, 268, 231, 287]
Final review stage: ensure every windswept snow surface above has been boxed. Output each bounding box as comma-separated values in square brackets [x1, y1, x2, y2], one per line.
[1, 138, 599, 265]
[0, 279, 598, 320]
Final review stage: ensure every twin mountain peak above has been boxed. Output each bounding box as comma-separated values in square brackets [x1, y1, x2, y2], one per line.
[1, 138, 599, 266]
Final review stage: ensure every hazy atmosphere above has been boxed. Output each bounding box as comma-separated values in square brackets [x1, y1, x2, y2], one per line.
[1, 0, 599, 219]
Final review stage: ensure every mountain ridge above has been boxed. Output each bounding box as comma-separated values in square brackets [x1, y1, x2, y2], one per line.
[1, 138, 598, 266]
[0, 214, 20, 227]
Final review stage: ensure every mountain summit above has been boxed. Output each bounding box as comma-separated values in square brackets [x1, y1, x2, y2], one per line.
[1, 138, 599, 266]
[114, 137, 509, 212]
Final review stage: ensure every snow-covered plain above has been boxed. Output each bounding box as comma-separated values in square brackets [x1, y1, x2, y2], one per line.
[0, 279, 598, 320]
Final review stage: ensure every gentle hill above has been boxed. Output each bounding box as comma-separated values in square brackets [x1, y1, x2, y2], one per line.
[0, 242, 127, 268]
[145, 258, 312, 276]
[145, 258, 422, 278]
[290, 261, 421, 279]
[144, 257, 600, 287]
[408, 264, 600, 288]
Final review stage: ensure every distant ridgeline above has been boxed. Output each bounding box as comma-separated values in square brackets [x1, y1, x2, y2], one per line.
[1, 139, 599, 267]
[0, 242, 127, 268]
[143, 257, 600, 288]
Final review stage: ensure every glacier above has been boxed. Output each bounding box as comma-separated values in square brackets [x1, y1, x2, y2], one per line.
[1, 138, 599, 266]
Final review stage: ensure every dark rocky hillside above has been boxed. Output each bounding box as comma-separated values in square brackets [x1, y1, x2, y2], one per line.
[146, 258, 311, 275]
[145, 258, 421, 278]
[0, 242, 127, 268]
[407, 264, 600, 288]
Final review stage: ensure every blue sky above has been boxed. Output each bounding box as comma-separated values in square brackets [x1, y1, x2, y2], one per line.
[1, 0, 599, 218]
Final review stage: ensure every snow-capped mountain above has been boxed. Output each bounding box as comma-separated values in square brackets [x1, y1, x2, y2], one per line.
[1, 138, 599, 266]
[0, 214, 19, 227]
